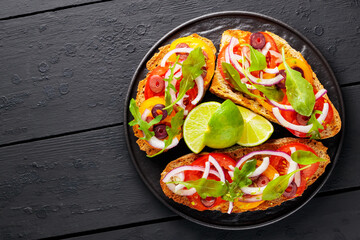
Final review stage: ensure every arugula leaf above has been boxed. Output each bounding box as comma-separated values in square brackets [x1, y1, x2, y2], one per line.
[222, 159, 257, 202]
[253, 84, 284, 102]
[282, 49, 315, 117]
[128, 98, 162, 141]
[163, 47, 205, 110]
[222, 62, 264, 99]
[306, 110, 324, 139]
[262, 165, 310, 200]
[164, 56, 181, 115]
[244, 44, 267, 72]
[149, 108, 184, 157]
[291, 150, 326, 165]
[170, 178, 228, 199]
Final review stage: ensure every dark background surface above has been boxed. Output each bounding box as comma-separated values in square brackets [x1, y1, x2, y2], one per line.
[0, 0, 359, 239]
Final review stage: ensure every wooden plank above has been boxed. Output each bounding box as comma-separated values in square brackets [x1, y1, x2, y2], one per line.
[0, 82, 358, 239]
[0, 0, 103, 20]
[0, 0, 357, 145]
[0, 126, 176, 240]
[71, 190, 360, 240]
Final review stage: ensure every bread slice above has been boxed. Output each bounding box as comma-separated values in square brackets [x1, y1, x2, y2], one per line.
[160, 137, 330, 213]
[133, 34, 217, 156]
[209, 30, 341, 139]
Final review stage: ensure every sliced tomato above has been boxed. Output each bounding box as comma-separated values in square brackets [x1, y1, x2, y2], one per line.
[173, 76, 199, 113]
[184, 153, 236, 211]
[144, 65, 169, 99]
[269, 142, 319, 197]
[261, 32, 279, 68]
[279, 93, 334, 138]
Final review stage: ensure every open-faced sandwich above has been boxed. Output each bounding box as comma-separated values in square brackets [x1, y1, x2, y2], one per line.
[210, 30, 341, 139]
[129, 34, 216, 157]
[160, 137, 329, 213]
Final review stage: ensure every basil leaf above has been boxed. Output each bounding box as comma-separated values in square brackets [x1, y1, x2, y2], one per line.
[253, 84, 284, 102]
[262, 165, 310, 201]
[306, 110, 324, 139]
[222, 62, 264, 99]
[244, 44, 267, 72]
[222, 159, 257, 202]
[149, 108, 184, 157]
[128, 98, 162, 141]
[282, 49, 315, 117]
[291, 150, 326, 165]
[163, 47, 205, 110]
[163, 56, 181, 115]
[171, 178, 228, 199]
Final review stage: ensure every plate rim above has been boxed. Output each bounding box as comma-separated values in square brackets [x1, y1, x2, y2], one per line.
[124, 11, 345, 230]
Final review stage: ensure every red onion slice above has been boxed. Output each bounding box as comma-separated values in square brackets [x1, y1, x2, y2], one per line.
[272, 102, 329, 133]
[208, 155, 225, 182]
[246, 70, 284, 86]
[315, 89, 327, 99]
[290, 147, 301, 187]
[176, 94, 189, 116]
[249, 157, 270, 177]
[269, 50, 283, 64]
[264, 67, 279, 74]
[148, 135, 179, 150]
[141, 109, 151, 121]
[227, 201, 233, 214]
[228, 37, 246, 76]
[161, 48, 193, 67]
[162, 166, 221, 183]
[191, 76, 204, 105]
[261, 42, 271, 56]
[201, 161, 210, 179]
[241, 186, 266, 195]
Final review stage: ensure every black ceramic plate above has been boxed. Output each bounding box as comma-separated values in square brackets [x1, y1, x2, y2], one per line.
[124, 11, 345, 230]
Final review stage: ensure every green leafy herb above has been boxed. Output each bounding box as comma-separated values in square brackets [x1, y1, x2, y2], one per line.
[282, 48, 315, 117]
[291, 150, 326, 165]
[222, 62, 264, 99]
[163, 47, 205, 110]
[253, 84, 284, 102]
[244, 44, 267, 72]
[149, 108, 184, 157]
[306, 110, 324, 139]
[222, 159, 257, 202]
[128, 98, 162, 141]
[262, 165, 310, 200]
[164, 56, 181, 114]
[170, 178, 228, 199]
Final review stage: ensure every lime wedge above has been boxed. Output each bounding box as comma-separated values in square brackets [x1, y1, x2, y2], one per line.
[183, 102, 221, 153]
[236, 106, 273, 147]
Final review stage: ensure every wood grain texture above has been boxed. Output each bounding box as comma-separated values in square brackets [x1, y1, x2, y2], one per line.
[0, 126, 175, 240]
[70, 190, 360, 240]
[0, 0, 357, 145]
[0, 0, 103, 19]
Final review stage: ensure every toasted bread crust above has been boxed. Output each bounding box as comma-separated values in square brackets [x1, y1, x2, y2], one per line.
[133, 34, 216, 156]
[160, 138, 330, 213]
[210, 30, 341, 139]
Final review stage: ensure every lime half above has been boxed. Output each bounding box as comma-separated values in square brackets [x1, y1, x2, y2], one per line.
[236, 106, 273, 147]
[183, 102, 221, 153]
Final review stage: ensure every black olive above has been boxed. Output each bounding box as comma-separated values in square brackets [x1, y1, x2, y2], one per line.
[256, 175, 270, 187]
[282, 182, 298, 198]
[276, 70, 286, 89]
[250, 32, 266, 49]
[296, 113, 310, 126]
[200, 197, 216, 208]
[292, 66, 305, 78]
[154, 124, 168, 139]
[175, 43, 190, 61]
[151, 104, 167, 120]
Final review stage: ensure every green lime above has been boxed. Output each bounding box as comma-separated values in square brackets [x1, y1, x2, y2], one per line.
[183, 102, 221, 153]
[204, 99, 244, 149]
[236, 106, 274, 146]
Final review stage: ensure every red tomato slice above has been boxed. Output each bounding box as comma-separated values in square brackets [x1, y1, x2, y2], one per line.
[174, 76, 199, 113]
[144, 65, 169, 99]
[184, 153, 236, 211]
[270, 142, 319, 197]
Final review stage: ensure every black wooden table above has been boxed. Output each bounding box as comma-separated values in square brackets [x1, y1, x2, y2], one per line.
[0, 1, 359, 239]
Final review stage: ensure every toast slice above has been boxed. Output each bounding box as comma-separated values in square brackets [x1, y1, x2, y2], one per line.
[134, 34, 217, 156]
[160, 137, 330, 213]
[210, 30, 341, 139]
